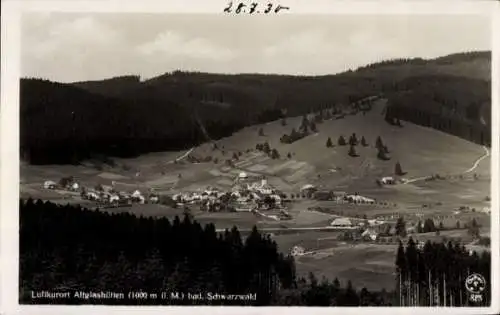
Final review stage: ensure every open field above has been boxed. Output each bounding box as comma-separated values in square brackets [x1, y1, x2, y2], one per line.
[277, 225, 491, 291]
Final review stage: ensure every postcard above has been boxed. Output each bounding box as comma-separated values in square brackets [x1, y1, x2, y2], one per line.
[1, 0, 499, 314]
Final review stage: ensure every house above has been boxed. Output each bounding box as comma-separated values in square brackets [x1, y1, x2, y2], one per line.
[109, 195, 120, 204]
[346, 194, 375, 204]
[43, 180, 57, 190]
[132, 190, 142, 198]
[270, 194, 282, 205]
[381, 177, 395, 185]
[301, 184, 316, 192]
[330, 217, 353, 228]
[150, 196, 159, 204]
[300, 184, 317, 198]
[70, 182, 80, 191]
[84, 191, 100, 201]
[361, 228, 378, 241]
[290, 246, 305, 256]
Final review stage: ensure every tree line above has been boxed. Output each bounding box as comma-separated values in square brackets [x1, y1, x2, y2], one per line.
[22, 52, 490, 165]
[395, 238, 490, 306]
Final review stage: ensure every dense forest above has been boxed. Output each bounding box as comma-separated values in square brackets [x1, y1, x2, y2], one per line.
[20, 51, 491, 164]
[19, 199, 490, 306]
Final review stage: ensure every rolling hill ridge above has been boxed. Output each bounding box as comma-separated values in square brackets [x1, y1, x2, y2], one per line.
[21, 51, 491, 164]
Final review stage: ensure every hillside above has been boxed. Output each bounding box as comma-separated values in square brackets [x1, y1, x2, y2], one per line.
[20, 51, 491, 164]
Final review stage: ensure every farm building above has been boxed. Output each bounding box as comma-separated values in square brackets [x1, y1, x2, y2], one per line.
[330, 217, 353, 228]
[300, 184, 317, 198]
[361, 228, 378, 241]
[345, 194, 375, 204]
[43, 180, 57, 189]
[70, 182, 80, 191]
[380, 177, 395, 185]
[290, 246, 305, 256]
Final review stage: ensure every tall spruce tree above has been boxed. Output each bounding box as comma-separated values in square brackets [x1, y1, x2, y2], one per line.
[338, 136, 347, 146]
[326, 137, 333, 148]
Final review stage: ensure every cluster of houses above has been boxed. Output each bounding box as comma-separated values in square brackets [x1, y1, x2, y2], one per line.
[43, 178, 159, 206]
[300, 184, 376, 204]
[172, 174, 286, 212]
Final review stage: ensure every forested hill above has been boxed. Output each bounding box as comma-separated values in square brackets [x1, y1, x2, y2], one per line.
[21, 51, 491, 164]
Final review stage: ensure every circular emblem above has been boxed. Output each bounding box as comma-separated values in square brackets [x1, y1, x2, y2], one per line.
[465, 273, 486, 294]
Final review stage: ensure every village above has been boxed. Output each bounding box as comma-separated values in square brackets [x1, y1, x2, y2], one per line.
[40, 168, 490, 257]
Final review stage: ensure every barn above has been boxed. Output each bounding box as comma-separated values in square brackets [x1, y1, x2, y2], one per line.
[330, 217, 353, 228]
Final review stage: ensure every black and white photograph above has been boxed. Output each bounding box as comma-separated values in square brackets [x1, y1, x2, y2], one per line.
[1, 0, 499, 314]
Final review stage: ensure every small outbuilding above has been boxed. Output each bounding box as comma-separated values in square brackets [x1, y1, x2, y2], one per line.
[43, 180, 57, 190]
[330, 217, 353, 228]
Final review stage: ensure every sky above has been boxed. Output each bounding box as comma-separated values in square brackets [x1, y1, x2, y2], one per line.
[21, 13, 492, 83]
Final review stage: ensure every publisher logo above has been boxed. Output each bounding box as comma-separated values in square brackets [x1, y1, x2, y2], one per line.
[465, 273, 486, 303]
[465, 273, 486, 294]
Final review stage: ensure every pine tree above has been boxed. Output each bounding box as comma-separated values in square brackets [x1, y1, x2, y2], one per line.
[395, 162, 405, 176]
[395, 241, 407, 306]
[263, 142, 271, 154]
[395, 217, 407, 237]
[376, 136, 383, 149]
[271, 149, 280, 160]
[349, 133, 358, 146]
[338, 136, 347, 146]
[326, 137, 333, 148]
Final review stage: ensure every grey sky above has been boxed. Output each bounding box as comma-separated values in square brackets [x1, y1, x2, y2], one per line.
[21, 13, 491, 82]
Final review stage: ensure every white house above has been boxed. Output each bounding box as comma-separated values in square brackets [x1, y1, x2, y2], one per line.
[43, 180, 57, 190]
[346, 194, 375, 203]
[381, 177, 395, 185]
[85, 191, 100, 201]
[301, 184, 316, 191]
[150, 196, 159, 204]
[70, 182, 80, 191]
[132, 190, 142, 198]
[361, 228, 378, 241]
[290, 246, 305, 256]
[330, 217, 353, 228]
[109, 195, 120, 203]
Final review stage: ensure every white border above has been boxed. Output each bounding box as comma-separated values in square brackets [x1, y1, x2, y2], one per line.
[1, 0, 499, 315]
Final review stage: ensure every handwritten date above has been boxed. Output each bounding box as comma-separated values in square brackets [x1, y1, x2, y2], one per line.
[224, 2, 290, 14]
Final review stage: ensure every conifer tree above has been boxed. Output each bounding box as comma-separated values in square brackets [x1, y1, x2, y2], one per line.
[349, 133, 358, 146]
[376, 136, 383, 149]
[326, 137, 333, 148]
[395, 161, 405, 176]
[338, 136, 347, 146]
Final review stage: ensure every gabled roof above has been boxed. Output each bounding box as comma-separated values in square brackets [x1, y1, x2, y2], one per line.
[331, 217, 352, 226]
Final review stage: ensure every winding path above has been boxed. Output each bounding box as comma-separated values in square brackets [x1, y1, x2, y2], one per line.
[403, 145, 490, 185]
[166, 147, 194, 164]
